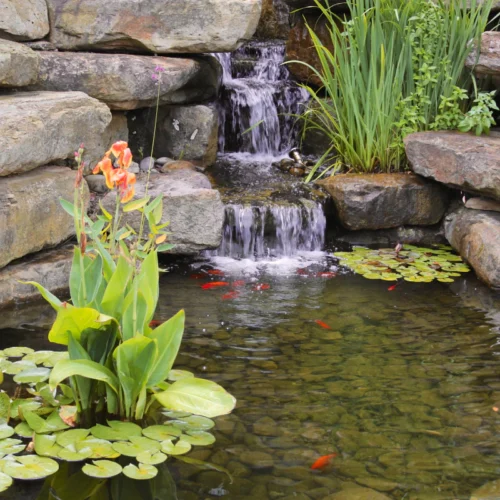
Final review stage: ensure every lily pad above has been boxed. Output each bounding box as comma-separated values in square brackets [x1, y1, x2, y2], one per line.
[43, 351, 69, 368]
[90, 421, 142, 441]
[175, 415, 215, 431]
[82, 460, 122, 479]
[122, 463, 158, 480]
[4, 360, 37, 375]
[136, 451, 168, 465]
[0, 425, 14, 440]
[112, 436, 160, 457]
[0, 438, 25, 455]
[76, 438, 120, 459]
[14, 422, 33, 438]
[13, 367, 51, 385]
[161, 410, 191, 419]
[182, 431, 215, 446]
[23, 410, 69, 434]
[10, 399, 41, 420]
[142, 425, 182, 441]
[0, 471, 12, 492]
[0, 394, 10, 424]
[3, 347, 34, 358]
[58, 444, 93, 462]
[2, 455, 58, 480]
[55, 429, 90, 448]
[34, 434, 62, 458]
[160, 439, 191, 456]
[23, 351, 54, 365]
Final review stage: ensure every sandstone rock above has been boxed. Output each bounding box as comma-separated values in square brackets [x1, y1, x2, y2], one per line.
[0, 0, 49, 41]
[0, 39, 39, 87]
[0, 246, 73, 307]
[465, 197, 500, 213]
[444, 207, 500, 288]
[161, 105, 219, 168]
[0, 166, 88, 269]
[47, 0, 262, 53]
[24, 40, 58, 51]
[324, 486, 391, 500]
[318, 173, 448, 230]
[405, 131, 500, 201]
[0, 91, 111, 177]
[29, 52, 220, 110]
[466, 32, 500, 78]
[102, 170, 224, 254]
[85, 174, 109, 194]
[255, 0, 290, 40]
[159, 161, 197, 173]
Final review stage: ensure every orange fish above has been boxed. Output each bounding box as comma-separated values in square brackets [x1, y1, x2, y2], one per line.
[190, 273, 206, 279]
[316, 272, 336, 278]
[222, 291, 240, 300]
[315, 320, 331, 330]
[387, 283, 398, 291]
[149, 320, 164, 328]
[201, 282, 230, 289]
[253, 283, 270, 291]
[207, 269, 224, 276]
[311, 453, 337, 470]
[232, 280, 245, 288]
[297, 268, 309, 276]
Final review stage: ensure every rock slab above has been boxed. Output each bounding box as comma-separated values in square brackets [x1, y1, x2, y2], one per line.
[29, 52, 220, 110]
[47, 0, 262, 53]
[0, 39, 39, 87]
[102, 170, 224, 254]
[444, 207, 500, 288]
[0, 91, 111, 177]
[0, 166, 87, 269]
[319, 173, 448, 231]
[0, 0, 49, 41]
[405, 131, 500, 201]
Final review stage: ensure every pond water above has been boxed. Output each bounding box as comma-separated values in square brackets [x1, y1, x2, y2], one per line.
[1, 253, 500, 500]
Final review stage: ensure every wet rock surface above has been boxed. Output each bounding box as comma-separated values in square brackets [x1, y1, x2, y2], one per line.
[318, 173, 449, 231]
[0, 39, 39, 87]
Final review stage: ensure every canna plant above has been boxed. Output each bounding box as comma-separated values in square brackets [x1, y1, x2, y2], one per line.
[26, 141, 236, 425]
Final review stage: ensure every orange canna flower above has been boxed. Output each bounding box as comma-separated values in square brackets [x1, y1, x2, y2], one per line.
[108, 141, 128, 158]
[120, 148, 133, 169]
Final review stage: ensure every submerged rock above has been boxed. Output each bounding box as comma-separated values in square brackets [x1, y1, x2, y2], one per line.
[471, 479, 500, 500]
[324, 486, 391, 500]
[0, 0, 49, 41]
[0, 39, 39, 87]
[318, 173, 448, 231]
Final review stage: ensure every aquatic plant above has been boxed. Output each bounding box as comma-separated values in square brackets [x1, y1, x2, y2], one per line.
[335, 245, 470, 283]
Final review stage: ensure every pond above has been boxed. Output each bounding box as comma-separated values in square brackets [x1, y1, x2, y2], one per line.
[1, 252, 500, 500]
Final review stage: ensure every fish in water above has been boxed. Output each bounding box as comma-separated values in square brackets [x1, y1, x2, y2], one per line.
[316, 271, 336, 278]
[201, 282, 230, 289]
[190, 273, 206, 280]
[231, 280, 245, 288]
[311, 453, 337, 470]
[297, 268, 309, 276]
[222, 291, 240, 300]
[387, 284, 398, 291]
[253, 283, 270, 291]
[149, 320, 164, 328]
[207, 269, 224, 276]
[315, 320, 332, 330]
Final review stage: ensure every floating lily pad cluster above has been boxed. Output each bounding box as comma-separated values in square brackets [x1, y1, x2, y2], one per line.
[0, 348, 219, 490]
[334, 245, 470, 283]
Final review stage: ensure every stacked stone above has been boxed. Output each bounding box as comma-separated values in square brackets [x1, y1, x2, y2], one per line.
[0, 0, 263, 305]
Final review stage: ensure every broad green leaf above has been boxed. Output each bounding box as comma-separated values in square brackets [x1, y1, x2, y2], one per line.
[175, 415, 215, 431]
[156, 243, 174, 252]
[56, 429, 90, 448]
[121, 285, 149, 341]
[14, 422, 32, 438]
[0, 438, 25, 455]
[136, 251, 159, 324]
[4, 347, 34, 357]
[0, 471, 12, 492]
[142, 425, 182, 441]
[59, 444, 93, 462]
[19, 281, 62, 311]
[2, 455, 58, 480]
[34, 433, 62, 458]
[23, 410, 69, 434]
[10, 399, 41, 420]
[144, 195, 162, 215]
[155, 378, 236, 418]
[0, 393, 10, 423]
[111, 436, 160, 457]
[100, 255, 133, 319]
[13, 367, 51, 384]
[153, 196, 163, 225]
[43, 352, 69, 368]
[23, 350, 54, 365]
[183, 431, 215, 446]
[82, 460, 122, 479]
[123, 196, 150, 213]
[160, 439, 191, 456]
[90, 421, 142, 441]
[146, 310, 185, 387]
[168, 370, 194, 382]
[122, 463, 157, 480]
[99, 199, 113, 220]
[136, 451, 168, 465]
[0, 425, 14, 440]
[4, 360, 37, 375]
[77, 438, 120, 459]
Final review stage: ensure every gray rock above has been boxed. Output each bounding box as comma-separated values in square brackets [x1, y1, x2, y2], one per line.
[0, 166, 88, 269]
[128, 162, 140, 174]
[444, 206, 500, 288]
[161, 105, 219, 168]
[0, 245, 72, 307]
[140, 157, 156, 172]
[466, 31, 500, 79]
[324, 487, 391, 500]
[255, 0, 290, 40]
[101, 169, 224, 254]
[29, 52, 220, 110]
[0, 0, 49, 41]
[0, 91, 111, 177]
[239, 450, 274, 470]
[85, 174, 109, 194]
[405, 131, 500, 201]
[0, 39, 39, 87]
[318, 173, 449, 230]
[465, 197, 500, 213]
[155, 157, 173, 166]
[23, 40, 58, 51]
[46, 0, 262, 53]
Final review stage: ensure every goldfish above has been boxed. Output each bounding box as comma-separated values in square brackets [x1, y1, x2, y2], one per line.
[149, 320, 164, 328]
[297, 268, 309, 276]
[232, 280, 245, 288]
[310, 453, 337, 470]
[315, 319, 331, 330]
[316, 271, 336, 278]
[201, 282, 230, 289]
[190, 273, 206, 279]
[387, 284, 398, 291]
[207, 269, 224, 276]
[222, 291, 240, 300]
[253, 283, 270, 291]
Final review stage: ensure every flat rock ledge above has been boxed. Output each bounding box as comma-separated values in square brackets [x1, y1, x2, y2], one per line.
[0, 91, 111, 177]
[102, 170, 224, 255]
[444, 207, 500, 289]
[466, 31, 500, 78]
[0, 0, 49, 41]
[318, 173, 448, 231]
[0, 39, 39, 87]
[0, 245, 72, 307]
[405, 131, 500, 201]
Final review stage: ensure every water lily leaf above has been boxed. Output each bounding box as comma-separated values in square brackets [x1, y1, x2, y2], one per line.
[14, 367, 51, 385]
[82, 460, 122, 479]
[438, 278, 454, 283]
[0, 471, 12, 492]
[112, 436, 160, 457]
[2, 455, 58, 480]
[142, 425, 182, 441]
[167, 370, 194, 382]
[161, 410, 191, 419]
[160, 439, 191, 455]
[56, 429, 90, 448]
[76, 438, 119, 459]
[0, 394, 10, 424]
[122, 463, 158, 480]
[0, 359, 10, 372]
[136, 450, 168, 465]
[10, 399, 41, 420]
[34, 433, 62, 458]
[14, 422, 32, 438]
[0, 438, 25, 455]
[0, 425, 14, 440]
[24, 410, 69, 434]
[183, 431, 215, 446]
[59, 405, 77, 427]
[90, 421, 142, 441]
[3, 347, 34, 358]
[43, 351, 69, 368]
[174, 415, 215, 431]
[5, 360, 37, 375]
[23, 351, 55, 365]
[58, 444, 93, 462]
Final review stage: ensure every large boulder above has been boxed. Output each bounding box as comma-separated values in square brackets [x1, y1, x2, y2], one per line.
[0, 39, 39, 87]
[405, 131, 500, 201]
[0, 91, 111, 177]
[0, 0, 49, 41]
[0, 246, 73, 307]
[29, 52, 220, 110]
[318, 173, 449, 230]
[0, 166, 87, 269]
[102, 170, 224, 254]
[444, 207, 500, 288]
[255, 0, 290, 40]
[46, 0, 262, 53]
